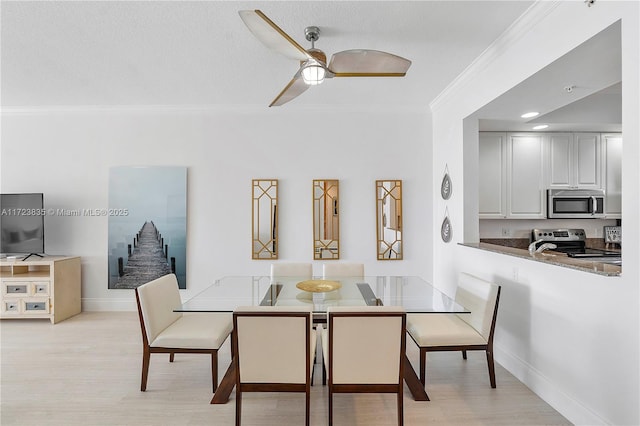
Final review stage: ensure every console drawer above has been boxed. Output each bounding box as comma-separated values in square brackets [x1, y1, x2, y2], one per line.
[2, 282, 29, 297]
[22, 298, 50, 314]
[32, 282, 50, 296]
[2, 300, 21, 315]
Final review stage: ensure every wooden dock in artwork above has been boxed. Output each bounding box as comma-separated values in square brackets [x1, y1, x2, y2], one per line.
[113, 221, 172, 289]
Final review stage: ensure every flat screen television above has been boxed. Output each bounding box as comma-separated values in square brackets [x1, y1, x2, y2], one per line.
[0, 193, 45, 256]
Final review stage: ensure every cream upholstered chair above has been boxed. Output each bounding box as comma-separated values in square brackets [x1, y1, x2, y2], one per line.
[270, 262, 312, 278]
[134, 274, 233, 392]
[406, 272, 501, 390]
[322, 262, 364, 278]
[233, 306, 316, 426]
[320, 306, 406, 426]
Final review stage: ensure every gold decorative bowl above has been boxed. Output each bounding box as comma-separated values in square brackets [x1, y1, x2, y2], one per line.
[296, 279, 342, 293]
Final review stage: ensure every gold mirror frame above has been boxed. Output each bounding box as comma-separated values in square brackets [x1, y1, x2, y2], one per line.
[376, 180, 403, 260]
[252, 179, 278, 259]
[313, 179, 340, 260]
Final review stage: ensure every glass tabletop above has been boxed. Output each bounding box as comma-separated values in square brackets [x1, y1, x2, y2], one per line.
[177, 276, 469, 314]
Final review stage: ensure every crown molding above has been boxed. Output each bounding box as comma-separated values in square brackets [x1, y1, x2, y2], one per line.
[429, 0, 562, 112]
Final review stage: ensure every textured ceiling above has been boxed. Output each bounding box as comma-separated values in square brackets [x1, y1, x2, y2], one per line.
[1, 1, 534, 110]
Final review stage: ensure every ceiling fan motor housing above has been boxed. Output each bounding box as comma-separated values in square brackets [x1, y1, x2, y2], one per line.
[305, 26, 320, 43]
[305, 48, 326, 64]
[303, 27, 327, 65]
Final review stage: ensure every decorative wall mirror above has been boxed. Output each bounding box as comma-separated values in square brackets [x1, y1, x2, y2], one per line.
[252, 179, 278, 259]
[376, 180, 403, 260]
[313, 179, 340, 260]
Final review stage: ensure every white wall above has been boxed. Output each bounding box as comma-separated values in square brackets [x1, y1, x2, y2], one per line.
[1, 107, 431, 309]
[431, 2, 638, 425]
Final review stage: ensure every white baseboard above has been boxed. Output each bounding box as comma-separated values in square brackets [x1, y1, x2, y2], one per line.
[82, 298, 136, 312]
[495, 343, 607, 425]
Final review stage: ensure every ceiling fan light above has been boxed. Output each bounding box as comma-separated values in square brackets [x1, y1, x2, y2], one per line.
[301, 63, 325, 85]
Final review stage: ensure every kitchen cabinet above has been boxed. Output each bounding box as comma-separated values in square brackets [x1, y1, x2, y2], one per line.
[479, 132, 545, 219]
[506, 133, 546, 218]
[479, 132, 507, 218]
[547, 132, 601, 189]
[602, 133, 622, 218]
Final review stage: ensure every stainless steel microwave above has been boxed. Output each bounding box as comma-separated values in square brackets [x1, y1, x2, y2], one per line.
[547, 189, 605, 219]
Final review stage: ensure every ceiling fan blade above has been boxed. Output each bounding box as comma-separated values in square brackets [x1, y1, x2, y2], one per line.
[269, 73, 310, 107]
[328, 49, 412, 77]
[239, 10, 312, 61]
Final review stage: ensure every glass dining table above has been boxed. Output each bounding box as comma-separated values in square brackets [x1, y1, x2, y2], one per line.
[176, 275, 469, 403]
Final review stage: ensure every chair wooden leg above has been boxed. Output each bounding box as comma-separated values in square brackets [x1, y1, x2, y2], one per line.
[486, 349, 497, 388]
[462, 350, 467, 360]
[328, 386, 333, 426]
[212, 351, 218, 392]
[397, 385, 404, 426]
[169, 352, 175, 362]
[141, 348, 150, 391]
[305, 388, 310, 426]
[322, 362, 326, 385]
[419, 348, 427, 386]
[235, 387, 242, 426]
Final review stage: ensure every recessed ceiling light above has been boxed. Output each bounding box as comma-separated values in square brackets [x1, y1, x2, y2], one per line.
[533, 125, 549, 130]
[521, 112, 539, 118]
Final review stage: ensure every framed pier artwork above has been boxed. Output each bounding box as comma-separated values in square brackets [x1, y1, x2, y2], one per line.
[107, 166, 187, 289]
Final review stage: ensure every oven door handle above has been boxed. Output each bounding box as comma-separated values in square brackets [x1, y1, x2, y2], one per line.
[591, 196, 597, 216]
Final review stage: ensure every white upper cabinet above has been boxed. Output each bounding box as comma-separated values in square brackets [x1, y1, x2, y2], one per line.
[547, 132, 601, 189]
[506, 133, 546, 218]
[546, 133, 573, 187]
[478, 132, 546, 219]
[602, 133, 622, 218]
[479, 132, 507, 218]
[574, 133, 601, 188]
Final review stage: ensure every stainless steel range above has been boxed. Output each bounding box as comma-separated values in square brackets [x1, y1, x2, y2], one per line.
[531, 228, 621, 259]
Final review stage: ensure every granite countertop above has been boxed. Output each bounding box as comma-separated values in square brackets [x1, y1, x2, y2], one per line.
[479, 238, 621, 252]
[461, 242, 621, 277]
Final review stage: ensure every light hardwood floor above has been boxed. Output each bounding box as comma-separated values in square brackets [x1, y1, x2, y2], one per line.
[1, 312, 570, 425]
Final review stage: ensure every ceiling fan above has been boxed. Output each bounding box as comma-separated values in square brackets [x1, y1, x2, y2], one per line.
[238, 10, 412, 107]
